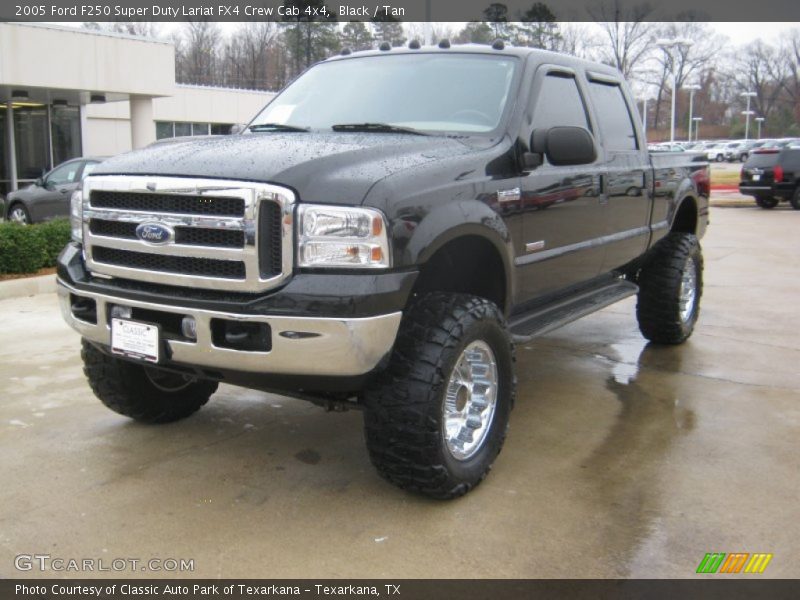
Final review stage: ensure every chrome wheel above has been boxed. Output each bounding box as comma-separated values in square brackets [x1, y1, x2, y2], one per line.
[442, 340, 498, 461]
[679, 256, 697, 323]
[8, 206, 30, 224]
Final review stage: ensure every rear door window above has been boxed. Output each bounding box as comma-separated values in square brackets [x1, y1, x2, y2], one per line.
[588, 81, 638, 151]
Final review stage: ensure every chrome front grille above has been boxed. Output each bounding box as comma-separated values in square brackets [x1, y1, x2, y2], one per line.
[82, 176, 295, 292]
[91, 190, 246, 216]
[89, 219, 246, 248]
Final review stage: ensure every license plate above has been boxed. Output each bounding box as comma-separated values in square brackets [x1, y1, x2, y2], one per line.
[111, 318, 160, 363]
[752, 174, 761, 181]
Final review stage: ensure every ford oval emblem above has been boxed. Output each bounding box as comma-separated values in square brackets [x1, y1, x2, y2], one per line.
[135, 222, 174, 245]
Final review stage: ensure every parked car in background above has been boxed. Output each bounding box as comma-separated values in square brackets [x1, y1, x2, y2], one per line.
[724, 140, 758, 162]
[749, 140, 774, 151]
[648, 142, 687, 153]
[3, 157, 104, 224]
[739, 148, 800, 209]
[705, 143, 728, 162]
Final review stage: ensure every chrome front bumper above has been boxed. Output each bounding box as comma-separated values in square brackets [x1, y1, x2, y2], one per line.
[57, 280, 402, 377]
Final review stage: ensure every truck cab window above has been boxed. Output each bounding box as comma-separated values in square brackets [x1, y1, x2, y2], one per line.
[530, 73, 590, 131]
[588, 81, 638, 151]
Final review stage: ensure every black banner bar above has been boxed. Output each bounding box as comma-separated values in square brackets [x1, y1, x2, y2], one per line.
[2, 0, 800, 22]
[3, 579, 800, 600]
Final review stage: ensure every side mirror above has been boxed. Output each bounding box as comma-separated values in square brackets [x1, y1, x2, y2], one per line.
[35, 177, 44, 187]
[527, 126, 597, 168]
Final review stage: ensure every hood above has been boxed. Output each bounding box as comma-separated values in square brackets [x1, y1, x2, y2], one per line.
[92, 132, 485, 205]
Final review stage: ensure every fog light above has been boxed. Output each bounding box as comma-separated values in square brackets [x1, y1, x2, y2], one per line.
[110, 305, 132, 319]
[181, 316, 197, 340]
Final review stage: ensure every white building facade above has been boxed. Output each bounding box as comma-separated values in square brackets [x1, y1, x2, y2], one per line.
[0, 22, 274, 195]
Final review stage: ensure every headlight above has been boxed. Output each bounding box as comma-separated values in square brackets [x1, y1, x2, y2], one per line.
[70, 190, 83, 242]
[298, 205, 390, 268]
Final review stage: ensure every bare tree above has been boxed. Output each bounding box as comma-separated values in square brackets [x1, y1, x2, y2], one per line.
[558, 23, 602, 60]
[280, 0, 340, 80]
[731, 40, 791, 126]
[587, 0, 656, 80]
[405, 22, 456, 45]
[227, 22, 280, 89]
[779, 28, 800, 130]
[643, 21, 721, 131]
[174, 21, 223, 86]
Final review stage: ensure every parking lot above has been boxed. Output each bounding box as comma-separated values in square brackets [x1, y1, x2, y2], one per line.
[1, 206, 798, 579]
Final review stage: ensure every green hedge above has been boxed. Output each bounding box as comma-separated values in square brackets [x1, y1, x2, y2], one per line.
[0, 219, 71, 274]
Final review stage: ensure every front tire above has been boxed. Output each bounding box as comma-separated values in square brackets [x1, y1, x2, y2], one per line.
[81, 340, 218, 423]
[636, 232, 703, 344]
[8, 203, 31, 224]
[363, 293, 515, 499]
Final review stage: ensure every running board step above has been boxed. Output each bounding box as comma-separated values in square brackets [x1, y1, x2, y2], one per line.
[509, 280, 639, 343]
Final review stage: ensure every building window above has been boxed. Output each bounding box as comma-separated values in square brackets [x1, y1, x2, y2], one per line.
[156, 120, 234, 140]
[174, 122, 191, 137]
[156, 121, 174, 140]
[51, 105, 82, 165]
[211, 124, 233, 135]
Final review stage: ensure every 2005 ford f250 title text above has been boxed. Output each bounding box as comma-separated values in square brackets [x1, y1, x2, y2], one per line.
[58, 43, 709, 499]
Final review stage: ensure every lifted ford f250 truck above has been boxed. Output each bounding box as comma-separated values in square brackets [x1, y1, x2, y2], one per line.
[58, 43, 709, 499]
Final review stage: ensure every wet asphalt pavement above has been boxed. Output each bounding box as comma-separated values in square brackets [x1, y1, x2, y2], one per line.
[1, 205, 798, 578]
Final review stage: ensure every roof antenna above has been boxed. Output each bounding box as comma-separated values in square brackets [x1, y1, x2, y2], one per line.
[492, 39, 505, 50]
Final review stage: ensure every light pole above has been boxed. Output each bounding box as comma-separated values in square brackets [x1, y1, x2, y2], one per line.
[692, 117, 703, 142]
[641, 97, 648, 137]
[656, 38, 693, 143]
[755, 116, 765, 139]
[741, 91, 756, 140]
[684, 83, 701, 142]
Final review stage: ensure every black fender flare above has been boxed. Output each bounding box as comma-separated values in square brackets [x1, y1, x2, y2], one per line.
[402, 199, 516, 313]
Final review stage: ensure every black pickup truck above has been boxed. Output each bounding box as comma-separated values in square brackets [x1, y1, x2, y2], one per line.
[58, 43, 709, 499]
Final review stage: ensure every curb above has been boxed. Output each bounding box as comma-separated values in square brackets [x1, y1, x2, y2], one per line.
[0, 273, 56, 300]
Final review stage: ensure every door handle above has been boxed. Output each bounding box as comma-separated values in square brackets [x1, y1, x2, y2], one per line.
[59, 188, 68, 194]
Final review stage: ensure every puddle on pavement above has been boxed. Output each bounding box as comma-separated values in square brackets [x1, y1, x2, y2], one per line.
[581, 339, 697, 575]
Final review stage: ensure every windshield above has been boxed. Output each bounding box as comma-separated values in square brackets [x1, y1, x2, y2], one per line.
[249, 53, 518, 134]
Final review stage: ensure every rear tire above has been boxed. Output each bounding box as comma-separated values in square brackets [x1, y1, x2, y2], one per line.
[363, 293, 515, 499]
[755, 196, 779, 209]
[636, 232, 703, 345]
[8, 203, 31, 224]
[790, 187, 800, 210]
[81, 340, 217, 423]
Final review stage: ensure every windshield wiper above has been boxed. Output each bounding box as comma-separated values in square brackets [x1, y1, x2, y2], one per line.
[248, 123, 309, 132]
[331, 123, 428, 136]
